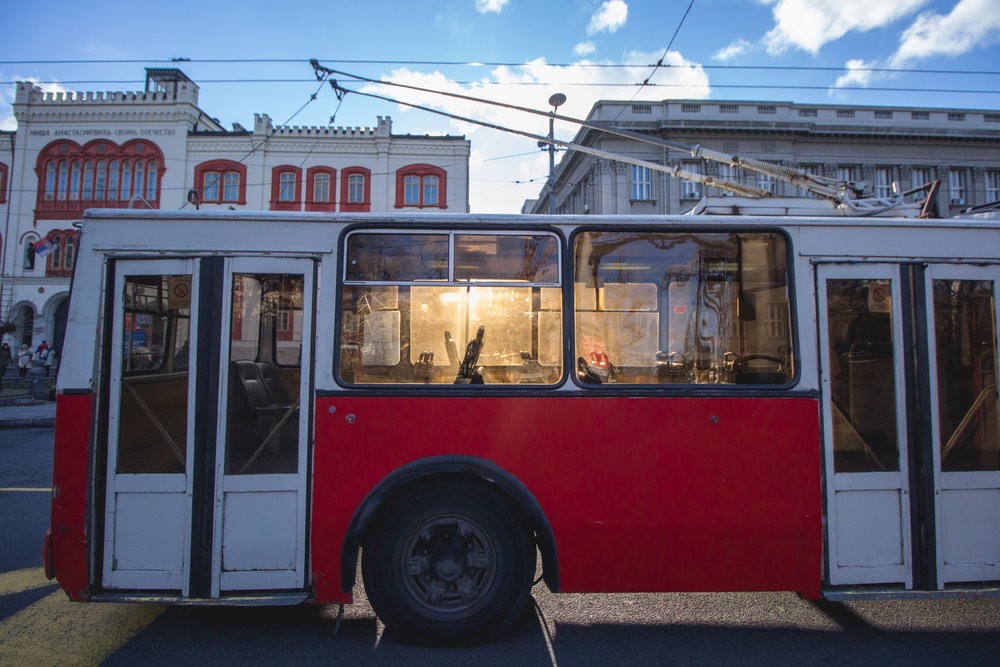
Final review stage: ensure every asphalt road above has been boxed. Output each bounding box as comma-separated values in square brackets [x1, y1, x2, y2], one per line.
[2, 426, 999, 665]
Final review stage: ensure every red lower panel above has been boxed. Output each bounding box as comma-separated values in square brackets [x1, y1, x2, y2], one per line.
[310, 395, 822, 603]
[50, 392, 93, 600]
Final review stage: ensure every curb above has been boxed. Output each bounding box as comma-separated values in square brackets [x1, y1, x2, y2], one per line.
[0, 417, 56, 429]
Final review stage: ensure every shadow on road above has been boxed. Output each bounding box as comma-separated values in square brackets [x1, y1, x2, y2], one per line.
[100, 592, 1000, 666]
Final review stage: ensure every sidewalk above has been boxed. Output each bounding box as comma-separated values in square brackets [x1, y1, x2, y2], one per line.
[0, 398, 56, 429]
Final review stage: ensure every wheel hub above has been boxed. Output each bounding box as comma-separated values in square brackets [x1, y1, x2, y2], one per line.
[401, 514, 496, 612]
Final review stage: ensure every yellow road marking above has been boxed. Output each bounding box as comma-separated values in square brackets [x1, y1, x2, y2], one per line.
[0, 568, 52, 596]
[0, 591, 164, 665]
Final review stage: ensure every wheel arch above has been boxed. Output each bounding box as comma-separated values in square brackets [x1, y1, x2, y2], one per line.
[341, 455, 559, 594]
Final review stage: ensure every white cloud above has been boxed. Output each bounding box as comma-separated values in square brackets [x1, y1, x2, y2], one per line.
[832, 59, 875, 88]
[1, 76, 71, 131]
[713, 38, 752, 62]
[574, 41, 597, 57]
[475, 0, 508, 13]
[831, 0, 1000, 92]
[587, 0, 628, 35]
[888, 0, 1000, 67]
[362, 49, 709, 213]
[762, 0, 929, 55]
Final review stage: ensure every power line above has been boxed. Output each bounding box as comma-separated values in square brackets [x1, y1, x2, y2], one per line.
[1, 57, 999, 77]
[4, 77, 999, 96]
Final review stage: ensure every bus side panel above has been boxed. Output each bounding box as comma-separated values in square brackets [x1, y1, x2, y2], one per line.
[311, 395, 822, 602]
[49, 391, 93, 600]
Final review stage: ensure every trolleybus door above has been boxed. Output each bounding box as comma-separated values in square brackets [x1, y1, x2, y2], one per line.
[817, 263, 913, 586]
[924, 265, 1000, 587]
[102, 259, 199, 592]
[212, 257, 314, 594]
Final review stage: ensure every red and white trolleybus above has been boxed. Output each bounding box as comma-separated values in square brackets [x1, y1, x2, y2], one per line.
[45, 209, 1000, 643]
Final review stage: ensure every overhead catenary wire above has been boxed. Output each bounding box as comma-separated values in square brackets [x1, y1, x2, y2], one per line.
[2, 57, 999, 77]
[310, 60, 924, 205]
[315, 74, 767, 197]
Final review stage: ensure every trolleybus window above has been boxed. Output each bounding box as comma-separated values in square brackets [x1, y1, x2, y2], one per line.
[823, 279, 900, 473]
[225, 273, 303, 475]
[573, 230, 793, 385]
[933, 279, 999, 472]
[117, 273, 192, 474]
[340, 231, 562, 385]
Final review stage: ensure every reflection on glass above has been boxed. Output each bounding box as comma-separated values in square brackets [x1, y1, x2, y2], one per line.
[345, 234, 448, 281]
[117, 274, 191, 474]
[340, 232, 563, 386]
[572, 231, 792, 386]
[825, 279, 899, 473]
[933, 280, 999, 472]
[225, 273, 302, 475]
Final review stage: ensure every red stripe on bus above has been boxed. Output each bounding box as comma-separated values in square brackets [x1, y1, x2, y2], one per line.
[50, 392, 93, 600]
[311, 395, 822, 603]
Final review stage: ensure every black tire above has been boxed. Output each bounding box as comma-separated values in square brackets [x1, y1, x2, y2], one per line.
[362, 479, 536, 645]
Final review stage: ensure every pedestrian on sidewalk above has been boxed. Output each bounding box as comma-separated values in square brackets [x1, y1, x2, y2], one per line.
[44, 348, 57, 377]
[18, 344, 32, 378]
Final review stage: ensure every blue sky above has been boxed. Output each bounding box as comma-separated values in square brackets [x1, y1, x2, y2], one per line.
[2, 0, 998, 212]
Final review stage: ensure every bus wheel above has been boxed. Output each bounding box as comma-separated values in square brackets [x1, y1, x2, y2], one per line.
[362, 479, 536, 645]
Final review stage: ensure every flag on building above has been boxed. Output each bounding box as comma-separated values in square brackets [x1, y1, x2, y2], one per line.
[34, 235, 56, 256]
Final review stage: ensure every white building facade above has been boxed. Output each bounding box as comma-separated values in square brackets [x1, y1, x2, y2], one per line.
[532, 99, 1000, 217]
[0, 69, 470, 354]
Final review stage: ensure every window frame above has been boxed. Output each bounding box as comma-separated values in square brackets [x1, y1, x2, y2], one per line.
[948, 169, 967, 206]
[270, 165, 303, 211]
[568, 226, 797, 390]
[341, 167, 371, 212]
[986, 169, 1000, 202]
[394, 164, 448, 209]
[35, 139, 164, 217]
[630, 165, 653, 201]
[337, 227, 563, 388]
[305, 166, 337, 212]
[44, 229, 80, 277]
[194, 159, 247, 205]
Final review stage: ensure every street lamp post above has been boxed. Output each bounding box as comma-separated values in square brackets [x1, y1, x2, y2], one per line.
[547, 93, 566, 215]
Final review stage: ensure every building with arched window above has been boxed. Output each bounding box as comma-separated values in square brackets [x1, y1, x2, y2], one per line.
[0, 68, 470, 353]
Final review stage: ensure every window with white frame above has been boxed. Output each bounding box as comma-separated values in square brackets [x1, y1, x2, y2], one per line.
[630, 165, 652, 200]
[874, 167, 894, 199]
[222, 172, 240, 202]
[837, 166, 858, 183]
[680, 162, 701, 198]
[756, 172, 777, 195]
[203, 172, 221, 202]
[911, 167, 932, 202]
[278, 172, 296, 202]
[716, 164, 739, 196]
[985, 170, 1000, 202]
[313, 172, 331, 203]
[948, 169, 967, 205]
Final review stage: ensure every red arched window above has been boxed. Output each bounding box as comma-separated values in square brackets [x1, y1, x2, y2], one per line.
[269, 165, 302, 211]
[43, 229, 80, 277]
[305, 166, 336, 212]
[35, 140, 165, 217]
[194, 160, 247, 205]
[340, 167, 371, 212]
[0, 162, 8, 203]
[394, 163, 447, 209]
